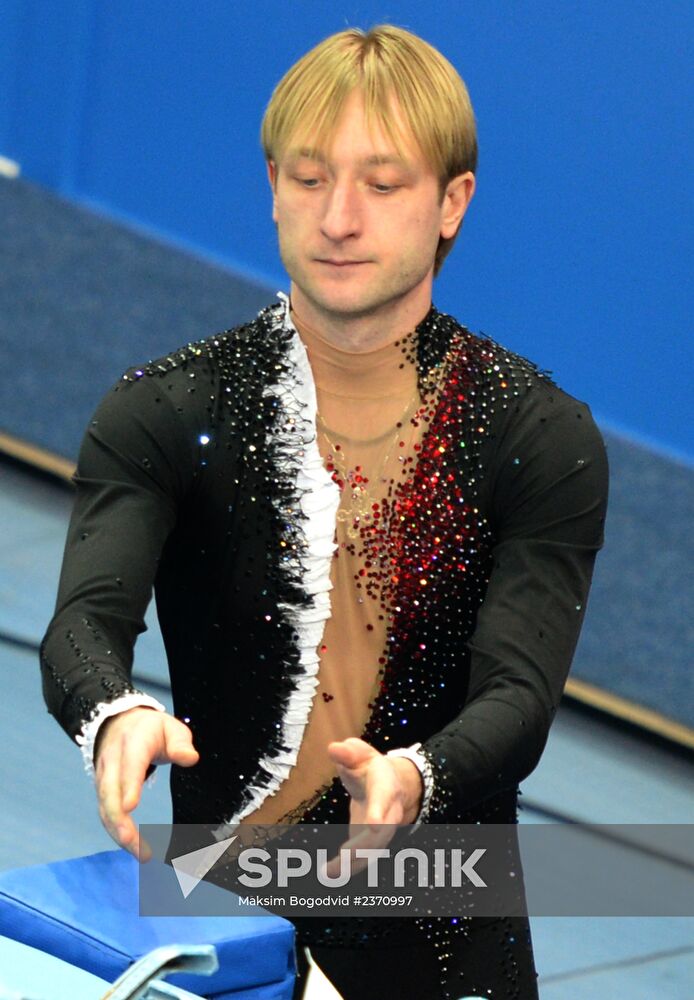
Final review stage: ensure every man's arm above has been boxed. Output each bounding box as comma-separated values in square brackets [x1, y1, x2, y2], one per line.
[41, 372, 199, 857]
[422, 392, 608, 814]
[328, 391, 608, 831]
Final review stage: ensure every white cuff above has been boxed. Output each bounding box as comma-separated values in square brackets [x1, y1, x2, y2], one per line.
[76, 693, 167, 776]
[386, 741, 434, 828]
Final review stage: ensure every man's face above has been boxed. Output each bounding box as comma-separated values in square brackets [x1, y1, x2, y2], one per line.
[268, 89, 474, 333]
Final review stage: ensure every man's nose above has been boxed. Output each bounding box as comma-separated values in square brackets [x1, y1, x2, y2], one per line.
[320, 181, 361, 242]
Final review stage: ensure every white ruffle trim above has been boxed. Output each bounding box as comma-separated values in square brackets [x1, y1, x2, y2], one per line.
[223, 295, 339, 825]
[76, 692, 166, 776]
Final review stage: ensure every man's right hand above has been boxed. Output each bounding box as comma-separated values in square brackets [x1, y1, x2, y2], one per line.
[94, 707, 199, 861]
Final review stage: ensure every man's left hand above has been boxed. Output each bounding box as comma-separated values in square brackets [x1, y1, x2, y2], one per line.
[325, 737, 423, 874]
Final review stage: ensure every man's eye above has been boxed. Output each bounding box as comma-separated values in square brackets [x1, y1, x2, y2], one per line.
[372, 183, 398, 194]
[296, 177, 320, 188]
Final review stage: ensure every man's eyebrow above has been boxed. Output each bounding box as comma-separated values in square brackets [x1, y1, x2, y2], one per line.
[287, 147, 327, 163]
[362, 154, 411, 167]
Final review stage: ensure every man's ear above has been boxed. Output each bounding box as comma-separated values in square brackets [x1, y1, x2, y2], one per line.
[267, 161, 278, 223]
[440, 171, 476, 240]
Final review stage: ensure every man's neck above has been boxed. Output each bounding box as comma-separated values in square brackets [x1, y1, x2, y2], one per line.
[288, 286, 432, 352]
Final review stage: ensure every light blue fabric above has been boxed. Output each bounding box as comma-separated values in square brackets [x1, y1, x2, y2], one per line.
[0, 935, 109, 1000]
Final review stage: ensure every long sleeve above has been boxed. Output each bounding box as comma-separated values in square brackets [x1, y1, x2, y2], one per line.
[421, 388, 609, 815]
[40, 372, 194, 743]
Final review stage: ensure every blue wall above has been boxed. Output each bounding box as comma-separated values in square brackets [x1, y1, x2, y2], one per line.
[2, 1, 691, 461]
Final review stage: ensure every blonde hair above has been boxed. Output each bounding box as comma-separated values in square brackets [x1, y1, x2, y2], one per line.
[261, 25, 477, 274]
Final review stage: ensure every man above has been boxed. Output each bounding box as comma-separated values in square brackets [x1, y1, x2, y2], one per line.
[41, 25, 608, 1000]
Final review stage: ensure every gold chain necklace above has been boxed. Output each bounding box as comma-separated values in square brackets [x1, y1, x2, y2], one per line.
[317, 392, 421, 540]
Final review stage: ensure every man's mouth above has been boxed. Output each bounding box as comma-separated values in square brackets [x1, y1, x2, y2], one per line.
[315, 259, 370, 267]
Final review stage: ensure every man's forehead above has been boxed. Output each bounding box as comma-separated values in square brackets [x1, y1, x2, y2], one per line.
[286, 146, 415, 169]
[277, 88, 425, 170]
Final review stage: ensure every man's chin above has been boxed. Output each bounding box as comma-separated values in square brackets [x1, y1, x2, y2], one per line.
[291, 281, 399, 322]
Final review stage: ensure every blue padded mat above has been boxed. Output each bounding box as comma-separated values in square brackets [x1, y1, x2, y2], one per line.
[0, 850, 295, 998]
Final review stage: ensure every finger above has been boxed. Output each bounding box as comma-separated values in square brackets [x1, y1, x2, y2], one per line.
[97, 763, 146, 862]
[101, 770, 149, 863]
[138, 830, 152, 863]
[345, 824, 398, 854]
[163, 718, 200, 767]
[327, 738, 372, 769]
[329, 743, 375, 802]
[120, 731, 156, 813]
[96, 736, 129, 847]
[365, 800, 404, 827]
[121, 717, 198, 812]
[324, 824, 397, 877]
[115, 813, 143, 860]
[111, 756, 152, 862]
[357, 758, 404, 826]
[362, 788, 404, 827]
[333, 764, 367, 803]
